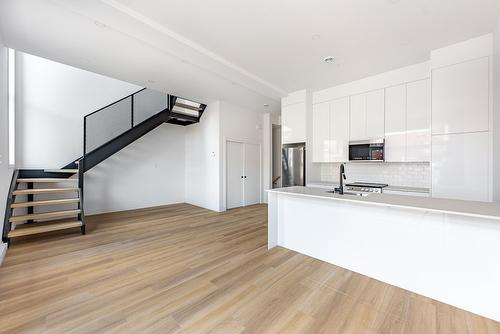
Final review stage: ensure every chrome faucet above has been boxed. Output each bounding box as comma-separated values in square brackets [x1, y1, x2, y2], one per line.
[339, 163, 346, 195]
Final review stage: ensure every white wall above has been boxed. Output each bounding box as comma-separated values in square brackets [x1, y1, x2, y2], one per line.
[85, 124, 185, 215]
[15, 52, 187, 214]
[0, 36, 12, 259]
[16, 52, 141, 168]
[494, 18, 500, 202]
[185, 102, 221, 212]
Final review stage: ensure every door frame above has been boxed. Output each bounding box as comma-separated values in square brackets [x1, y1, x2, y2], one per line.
[222, 137, 262, 211]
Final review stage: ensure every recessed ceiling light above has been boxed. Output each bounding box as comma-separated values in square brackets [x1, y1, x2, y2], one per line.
[323, 56, 335, 64]
[94, 20, 106, 28]
[312, 34, 321, 41]
[263, 104, 269, 107]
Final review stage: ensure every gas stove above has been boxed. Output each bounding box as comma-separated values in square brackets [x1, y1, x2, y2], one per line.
[345, 182, 388, 194]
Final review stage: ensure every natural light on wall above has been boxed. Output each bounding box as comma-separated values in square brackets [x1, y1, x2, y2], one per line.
[8, 48, 15, 166]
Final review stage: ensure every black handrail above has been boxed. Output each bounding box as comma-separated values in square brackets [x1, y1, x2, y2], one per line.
[2, 169, 19, 245]
[83, 88, 146, 119]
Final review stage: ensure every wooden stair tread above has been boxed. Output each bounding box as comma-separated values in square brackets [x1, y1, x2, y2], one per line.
[44, 169, 78, 174]
[174, 102, 203, 111]
[11, 198, 80, 208]
[17, 178, 78, 183]
[13, 188, 79, 195]
[8, 220, 82, 238]
[9, 209, 80, 222]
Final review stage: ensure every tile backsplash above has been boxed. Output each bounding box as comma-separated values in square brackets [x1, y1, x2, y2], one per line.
[312, 162, 431, 188]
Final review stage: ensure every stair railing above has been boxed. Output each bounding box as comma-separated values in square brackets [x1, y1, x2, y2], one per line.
[2, 170, 19, 245]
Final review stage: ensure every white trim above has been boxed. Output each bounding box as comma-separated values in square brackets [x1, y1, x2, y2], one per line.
[0, 243, 7, 267]
[222, 137, 262, 211]
[7, 48, 15, 167]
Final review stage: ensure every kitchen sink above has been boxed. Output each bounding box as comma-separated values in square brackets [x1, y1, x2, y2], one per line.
[325, 190, 370, 197]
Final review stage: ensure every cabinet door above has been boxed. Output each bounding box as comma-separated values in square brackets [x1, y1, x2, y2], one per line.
[243, 143, 261, 206]
[282, 102, 306, 144]
[226, 141, 244, 209]
[365, 89, 385, 139]
[330, 97, 350, 162]
[312, 102, 331, 162]
[385, 85, 407, 162]
[432, 132, 489, 201]
[349, 94, 366, 141]
[432, 57, 489, 135]
[407, 79, 431, 162]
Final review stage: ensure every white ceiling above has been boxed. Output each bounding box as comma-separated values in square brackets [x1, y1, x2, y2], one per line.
[112, 0, 500, 92]
[1, 0, 500, 112]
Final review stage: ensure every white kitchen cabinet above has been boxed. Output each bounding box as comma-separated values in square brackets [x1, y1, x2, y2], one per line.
[349, 94, 366, 141]
[432, 132, 489, 202]
[385, 85, 407, 162]
[330, 97, 350, 162]
[312, 98, 349, 163]
[282, 102, 306, 144]
[349, 90, 384, 141]
[432, 57, 489, 135]
[312, 102, 330, 162]
[406, 79, 431, 162]
[365, 89, 385, 139]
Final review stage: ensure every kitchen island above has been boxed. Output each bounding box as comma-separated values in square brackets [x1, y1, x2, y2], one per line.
[267, 186, 500, 322]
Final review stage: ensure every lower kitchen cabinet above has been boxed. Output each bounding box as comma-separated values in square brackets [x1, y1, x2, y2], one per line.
[431, 131, 489, 202]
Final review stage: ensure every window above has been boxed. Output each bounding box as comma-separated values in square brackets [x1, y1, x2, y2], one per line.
[8, 48, 15, 166]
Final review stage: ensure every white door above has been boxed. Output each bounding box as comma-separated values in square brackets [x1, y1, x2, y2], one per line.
[349, 94, 366, 141]
[406, 79, 431, 162]
[226, 141, 261, 209]
[432, 132, 489, 201]
[312, 102, 331, 162]
[432, 57, 489, 135]
[385, 84, 407, 162]
[365, 89, 385, 139]
[244, 143, 261, 206]
[226, 141, 244, 209]
[330, 97, 350, 162]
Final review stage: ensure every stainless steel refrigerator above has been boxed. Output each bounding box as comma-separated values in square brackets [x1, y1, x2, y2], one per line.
[282, 143, 306, 187]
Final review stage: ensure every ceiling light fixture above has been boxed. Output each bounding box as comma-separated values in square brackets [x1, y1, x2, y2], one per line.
[263, 104, 269, 107]
[323, 56, 335, 64]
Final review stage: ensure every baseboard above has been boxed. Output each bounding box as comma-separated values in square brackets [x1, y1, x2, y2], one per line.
[0, 242, 7, 267]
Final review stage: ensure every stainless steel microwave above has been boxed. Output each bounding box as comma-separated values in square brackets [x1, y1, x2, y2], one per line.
[348, 139, 385, 162]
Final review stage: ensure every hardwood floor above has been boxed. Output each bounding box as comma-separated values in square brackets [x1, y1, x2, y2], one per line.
[0, 203, 498, 333]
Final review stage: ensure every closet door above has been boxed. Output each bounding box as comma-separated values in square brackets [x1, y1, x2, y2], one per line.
[226, 141, 244, 209]
[243, 143, 261, 206]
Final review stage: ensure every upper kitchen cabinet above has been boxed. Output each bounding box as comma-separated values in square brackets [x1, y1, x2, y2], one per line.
[312, 102, 330, 162]
[384, 84, 407, 162]
[365, 89, 385, 139]
[281, 90, 308, 144]
[349, 93, 366, 141]
[384, 80, 431, 162]
[349, 89, 384, 141]
[330, 97, 350, 162]
[312, 97, 349, 163]
[432, 57, 489, 135]
[406, 79, 431, 162]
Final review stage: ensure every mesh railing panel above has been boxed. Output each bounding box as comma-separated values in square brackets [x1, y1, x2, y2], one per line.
[133, 89, 168, 126]
[84, 97, 132, 154]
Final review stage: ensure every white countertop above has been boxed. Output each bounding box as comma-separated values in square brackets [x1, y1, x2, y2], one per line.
[268, 186, 500, 221]
[307, 181, 429, 193]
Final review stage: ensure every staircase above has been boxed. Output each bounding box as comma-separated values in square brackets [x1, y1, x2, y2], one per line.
[3, 89, 206, 246]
